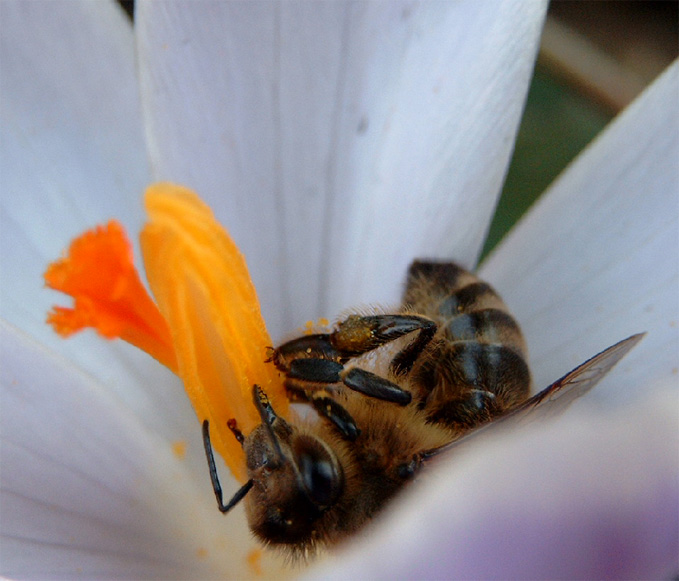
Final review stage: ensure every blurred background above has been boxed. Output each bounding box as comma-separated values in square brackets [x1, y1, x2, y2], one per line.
[117, 0, 679, 259]
[481, 0, 678, 258]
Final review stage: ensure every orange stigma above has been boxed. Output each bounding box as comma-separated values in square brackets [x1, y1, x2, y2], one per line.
[45, 183, 288, 481]
[44, 220, 178, 372]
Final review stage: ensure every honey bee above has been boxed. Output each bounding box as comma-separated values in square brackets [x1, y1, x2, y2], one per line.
[202, 261, 642, 556]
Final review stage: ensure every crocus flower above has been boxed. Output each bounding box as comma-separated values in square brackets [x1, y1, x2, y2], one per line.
[1, 1, 677, 579]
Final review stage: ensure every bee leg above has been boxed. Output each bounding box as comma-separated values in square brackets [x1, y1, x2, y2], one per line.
[341, 367, 412, 405]
[201, 420, 254, 513]
[310, 396, 361, 441]
[282, 379, 361, 441]
[269, 334, 342, 372]
[389, 318, 437, 376]
[331, 314, 437, 376]
[252, 384, 288, 462]
[271, 315, 437, 378]
[287, 358, 343, 384]
[285, 358, 412, 405]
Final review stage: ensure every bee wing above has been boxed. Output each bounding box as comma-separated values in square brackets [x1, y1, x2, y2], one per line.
[422, 333, 645, 459]
[507, 332, 646, 423]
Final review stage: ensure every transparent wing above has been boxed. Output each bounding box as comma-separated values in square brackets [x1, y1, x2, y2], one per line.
[422, 333, 645, 459]
[509, 332, 646, 423]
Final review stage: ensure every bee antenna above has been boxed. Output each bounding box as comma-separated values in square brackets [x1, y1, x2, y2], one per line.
[252, 384, 285, 462]
[202, 419, 254, 513]
[217, 478, 254, 514]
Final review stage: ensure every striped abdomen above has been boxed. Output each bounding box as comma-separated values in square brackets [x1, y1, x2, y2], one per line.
[403, 261, 531, 432]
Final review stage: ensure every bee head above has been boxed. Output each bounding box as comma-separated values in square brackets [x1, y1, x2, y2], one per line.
[243, 386, 344, 546]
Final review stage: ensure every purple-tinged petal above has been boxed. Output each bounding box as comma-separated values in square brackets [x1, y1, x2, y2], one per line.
[307, 385, 678, 580]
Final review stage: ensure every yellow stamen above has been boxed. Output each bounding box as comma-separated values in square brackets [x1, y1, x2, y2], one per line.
[141, 183, 288, 481]
[45, 183, 288, 483]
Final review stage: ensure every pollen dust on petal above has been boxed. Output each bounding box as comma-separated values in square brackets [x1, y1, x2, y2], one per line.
[171, 440, 187, 459]
[303, 318, 331, 335]
[246, 548, 263, 577]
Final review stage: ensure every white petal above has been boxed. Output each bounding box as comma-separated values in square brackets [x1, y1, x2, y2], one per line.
[307, 385, 678, 580]
[136, 0, 547, 338]
[481, 60, 679, 404]
[0, 0, 147, 334]
[0, 1, 199, 443]
[0, 320, 287, 579]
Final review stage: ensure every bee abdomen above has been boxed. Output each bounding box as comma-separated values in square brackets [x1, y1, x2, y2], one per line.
[405, 261, 507, 318]
[404, 261, 531, 428]
[404, 260, 527, 357]
[444, 308, 525, 357]
[417, 341, 530, 405]
[438, 281, 506, 317]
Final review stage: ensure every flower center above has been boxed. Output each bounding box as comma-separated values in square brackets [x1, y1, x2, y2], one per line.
[45, 182, 288, 482]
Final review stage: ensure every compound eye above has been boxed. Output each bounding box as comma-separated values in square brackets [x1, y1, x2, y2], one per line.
[294, 437, 342, 508]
